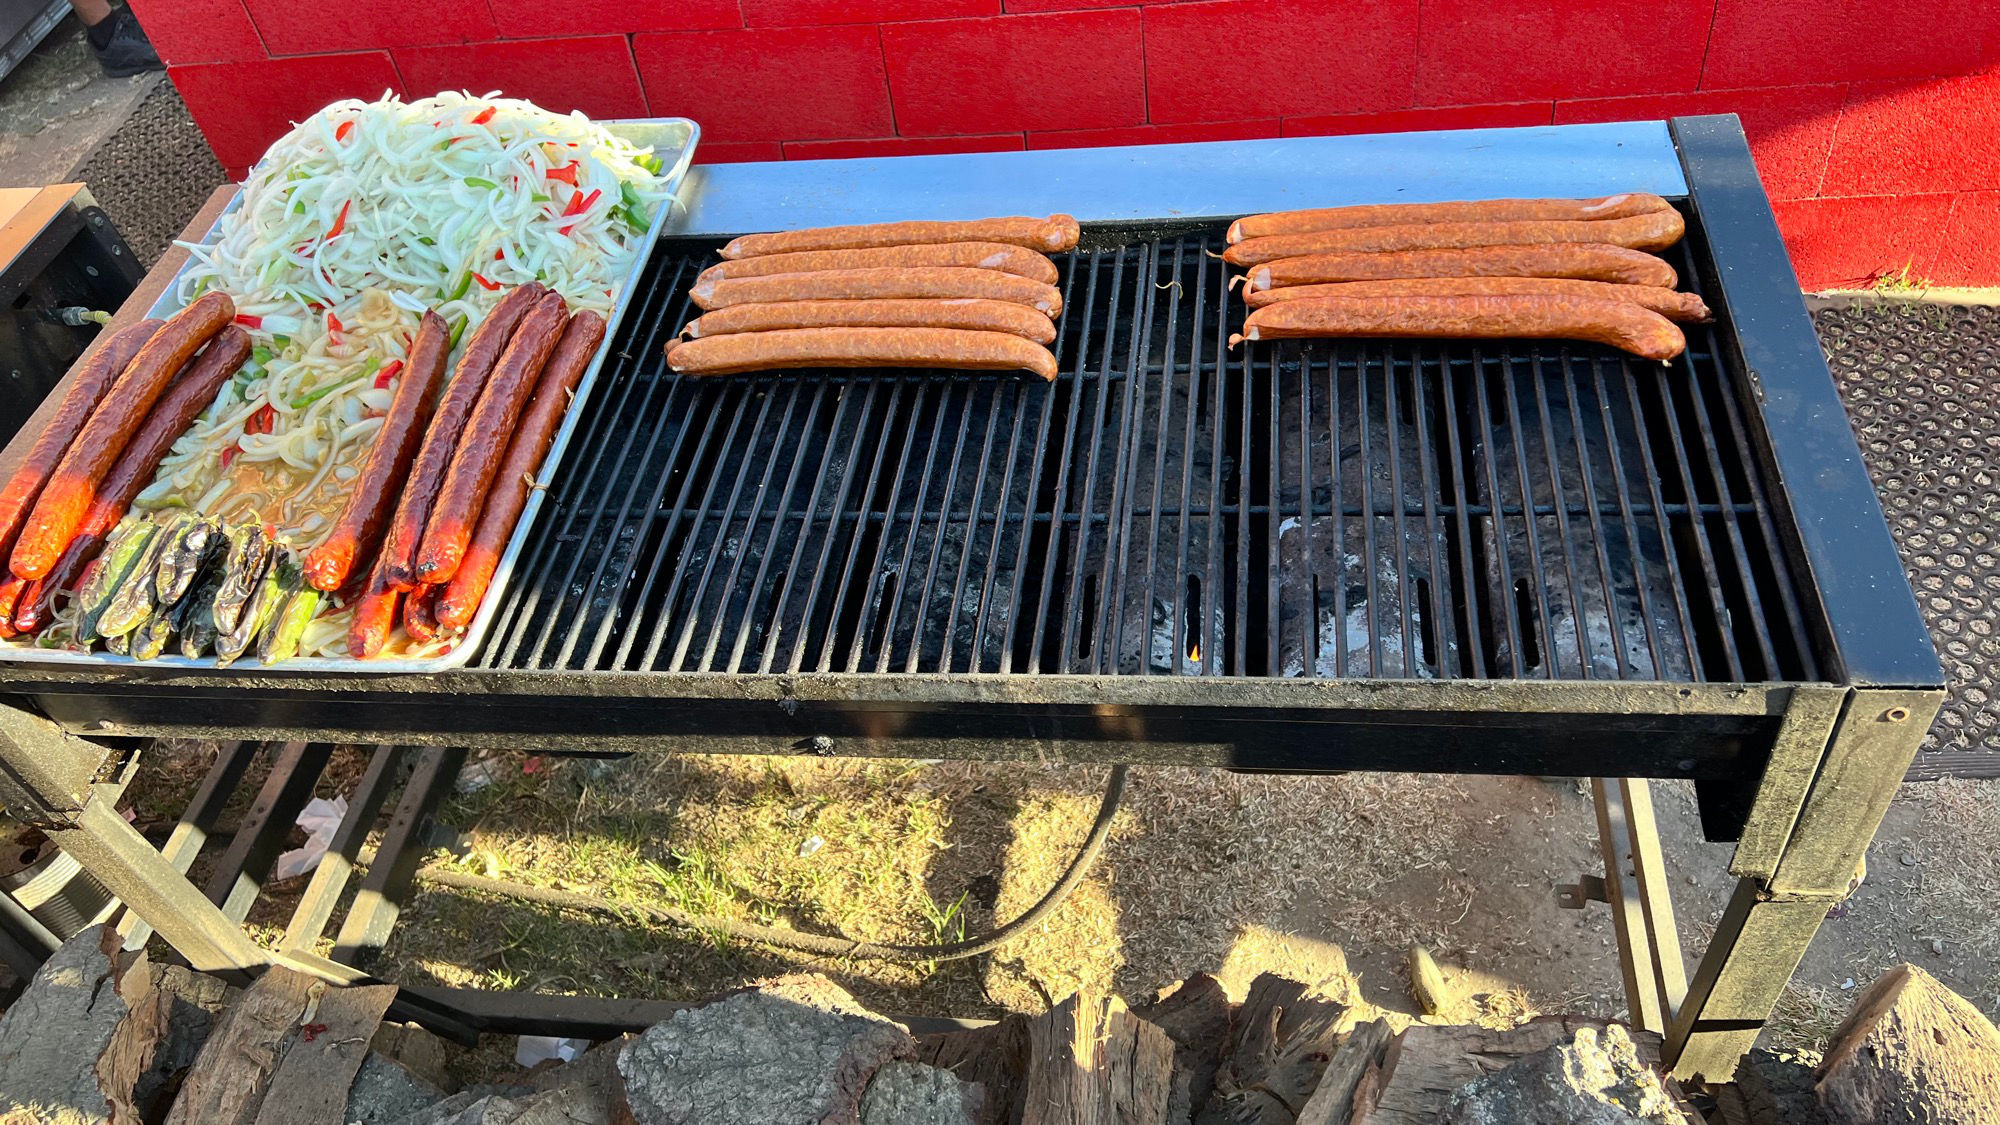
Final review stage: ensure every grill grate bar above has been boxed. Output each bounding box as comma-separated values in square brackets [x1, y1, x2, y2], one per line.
[480, 219, 1829, 684]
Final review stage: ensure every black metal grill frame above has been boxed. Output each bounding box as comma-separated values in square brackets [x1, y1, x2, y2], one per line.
[0, 115, 1941, 795]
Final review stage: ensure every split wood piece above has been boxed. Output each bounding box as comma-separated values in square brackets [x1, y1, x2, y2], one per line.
[1816, 964, 2000, 1125]
[0, 925, 133, 1122]
[1021, 991, 1175, 1125]
[1296, 1020, 1394, 1125]
[252, 980, 397, 1125]
[370, 1021, 458, 1092]
[1196, 973, 1353, 1125]
[1134, 974, 1234, 1125]
[1348, 1017, 1666, 1125]
[100, 958, 238, 1124]
[164, 967, 389, 1125]
[916, 1015, 1032, 1125]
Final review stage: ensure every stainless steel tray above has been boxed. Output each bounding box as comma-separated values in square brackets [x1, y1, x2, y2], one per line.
[1, 116, 699, 673]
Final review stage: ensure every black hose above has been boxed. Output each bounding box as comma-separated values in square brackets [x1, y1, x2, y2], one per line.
[415, 764, 1128, 963]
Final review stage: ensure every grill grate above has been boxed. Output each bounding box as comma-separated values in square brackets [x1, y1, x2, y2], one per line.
[478, 221, 1827, 682]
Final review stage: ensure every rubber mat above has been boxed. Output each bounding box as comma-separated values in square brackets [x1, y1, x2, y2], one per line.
[1819, 301, 2000, 779]
[69, 79, 225, 269]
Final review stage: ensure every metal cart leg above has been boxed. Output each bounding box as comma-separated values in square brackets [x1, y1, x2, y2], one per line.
[1662, 686, 1941, 1080]
[0, 701, 272, 974]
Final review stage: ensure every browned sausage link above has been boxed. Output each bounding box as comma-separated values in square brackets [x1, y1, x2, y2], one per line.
[1247, 244, 1679, 291]
[667, 328, 1059, 381]
[1243, 277, 1712, 322]
[301, 311, 453, 592]
[376, 283, 547, 590]
[11, 292, 233, 580]
[691, 267, 1063, 316]
[0, 317, 162, 564]
[436, 310, 607, 632]
[1222, 210, 1686, 266]
[413, 291, 569, 584]
[1226, 193, 1671, 243]
[402, 583, 441, 643]
[12, 327, 251, 632]
[1230, 296, 1687, 361]
[347, 576, 401, 659]
[698, 243, 1060, 287]
[684, 298, 1058, 346]
[720, 215, 1080, 260]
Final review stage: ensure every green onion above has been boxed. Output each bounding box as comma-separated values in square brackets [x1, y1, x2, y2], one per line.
[530, 192, 550, 204]
[272, 335, 291, 351]
[448, 317, 468, 348]
[291, 371, 366, 410]
[446, 271, 473, 302]
[417, 235, 436, 246]
[250, 345, 274, 366]
[464, 176, 500, 190]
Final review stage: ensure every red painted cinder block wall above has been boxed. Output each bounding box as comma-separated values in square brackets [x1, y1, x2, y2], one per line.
[134, 0, 2000, 287]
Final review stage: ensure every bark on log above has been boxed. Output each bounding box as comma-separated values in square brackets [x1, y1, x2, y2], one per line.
[1135, 975, 1235, 1125]
[918, 1016, 1031, 1125]
[1816, 964, 2000, 1125]
[251, 981, 396, 1125]
[1296, 1020, 1395, 1125]
[163, 968, 320, 1125]
[1020, 991, 1175, 1125]
[1196, 974, 1352, 1125]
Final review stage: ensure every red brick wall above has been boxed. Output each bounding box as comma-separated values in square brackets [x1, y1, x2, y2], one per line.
[135, 0, 2000, 287]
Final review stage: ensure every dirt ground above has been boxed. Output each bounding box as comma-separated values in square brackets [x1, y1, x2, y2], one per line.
[136, 740, 1998, 1057]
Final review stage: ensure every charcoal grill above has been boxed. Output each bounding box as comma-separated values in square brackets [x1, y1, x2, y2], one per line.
[0, 116, 1940, 1080]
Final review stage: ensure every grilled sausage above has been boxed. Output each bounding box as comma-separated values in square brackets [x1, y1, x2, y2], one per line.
[683, 298, 1058, 346]
[413, 291, 569, 584]
[667, 328, 1059, 381]
[436, 310, 606, 632]
[1245, 244, 1678, 291]
[9, 327, 250, 633]
[1222, 210, 1686, 266]
[10, 293, 232, 580]
[377, 283, 546, 590]
[691, 267, 1063, 317]
[1229, 295, 1687, 361]
[301, 311, 452, 592]
[1244, 277, 1712, 322]
[1226, 193, 1671, 243]
[347, 575, 401, 659]
[401, 583, 441, 643]
[698, 243, 1060, 287]
[720, 215, 1079, 260]
[0, 318, 162, 565]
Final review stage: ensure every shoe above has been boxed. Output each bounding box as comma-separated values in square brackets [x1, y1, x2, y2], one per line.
[88, 9, 163, 78]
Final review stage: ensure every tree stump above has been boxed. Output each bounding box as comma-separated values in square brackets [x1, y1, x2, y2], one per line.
[1020, 991, 1174, 1125]
[1816, 964, 2000, 1125]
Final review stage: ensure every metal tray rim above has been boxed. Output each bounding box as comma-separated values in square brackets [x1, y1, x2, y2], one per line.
[0, 115, 700, 674]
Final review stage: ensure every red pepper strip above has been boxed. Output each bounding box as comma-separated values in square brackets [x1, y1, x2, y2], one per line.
[471, 106, 496, 125]
[246, 403, 277, 435]
[470, 272, 500, 291]
[234, 313, 262, 329]
[222, 444, 240, 469]
[561, 188, 601, 218]
[493, 249, 505, 260]
[327, 199, 351, 239]
[545, 161, 579, 186]
[336, 120, 354, 141]
[327, 311, 344, 343]
[373, 359, 403, 390]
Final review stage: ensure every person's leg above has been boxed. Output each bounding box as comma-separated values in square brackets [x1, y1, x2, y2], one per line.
[68, 0, 161, 76]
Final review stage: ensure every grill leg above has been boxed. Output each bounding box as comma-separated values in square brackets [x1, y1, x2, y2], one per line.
[1663, 686, 1941, 1080]
[202, 741, 336, 922]
[332, 746, 466, 967]
[0, 702, 273, 974]
[1589, 778, 1686, 1037]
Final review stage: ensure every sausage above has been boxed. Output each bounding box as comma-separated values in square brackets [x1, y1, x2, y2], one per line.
[683, 299, 1058, 346]
[697, 243, 1060, 287]
[1243, 277, 1712, 322]
[301, 311, 452, 592]
[1226, 193, 1672, 243]
[413, 291, 569, 584]
[1245, 244, 1678, 291]
[9, 327, 250, 633]
[436, 310, 606, 632]
[1228, 295, 1687, 361]
[691, 268, 1062, 316]
[0, 576, 23, 638]
[377, 283, 546, 590]
[0, 318, 162, 565]
[1221, 210, 1686, 266]
[347, 575, 401, 659]
[720, 215, 1079, 260]
[667, 328, 1059, 381]
[10, 292, 233, 580]
[401, 582, 441, 643]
